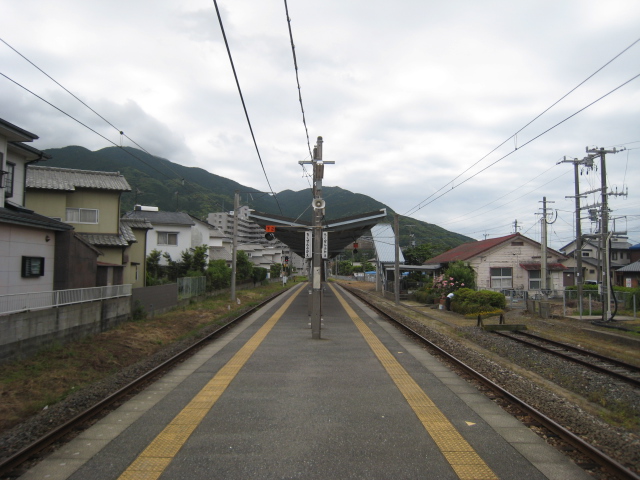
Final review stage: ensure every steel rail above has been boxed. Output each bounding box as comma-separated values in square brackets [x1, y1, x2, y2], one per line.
[340, 284, 640, 480]
[0, 287, 291, 477]
[495, 331, 640, 388]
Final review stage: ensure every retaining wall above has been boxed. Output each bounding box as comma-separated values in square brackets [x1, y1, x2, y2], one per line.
[0, 296, 131, 364]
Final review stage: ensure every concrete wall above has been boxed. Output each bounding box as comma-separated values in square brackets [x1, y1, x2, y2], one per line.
[132, 283, 178, 316]
[0, 296, 131, 363]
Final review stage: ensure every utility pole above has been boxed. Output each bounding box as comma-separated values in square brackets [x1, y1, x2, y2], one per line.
[586, 146, 625, 321]
[299, 137, 334, 339]
[539, 197, 555, 295]
[512, 219, 521, 234]
[558, 155, 595, 317]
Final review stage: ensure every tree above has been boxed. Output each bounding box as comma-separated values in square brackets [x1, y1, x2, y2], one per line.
[252, 267, 268, 285]
[443, 261, 476, 290]
[338, 260, 354, 276]
[146, 249, 163, 280]
[403, 242, 444, 265]
[207, 259, 231, 290]
[236, 250, 254, 282]
[190, 245, 208, 273]
[270, 263, 282, 278]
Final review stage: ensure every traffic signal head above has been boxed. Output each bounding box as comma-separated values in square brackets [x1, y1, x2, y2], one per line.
[265, 225, 276, 241]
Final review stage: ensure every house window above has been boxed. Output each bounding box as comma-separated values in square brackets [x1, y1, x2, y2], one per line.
[22, 256, 45, 277]
[4, 162, 15, 198]
[582, 251, 590, 257]
[529, 270, 541, 290]
[510, 241, 524, 246]
[490, 267, 512, 289]
[66, 208, 99, 224]
[589, 269, 595, 274]
[612, 252, 618, 260]
[157, 232, 178, 246]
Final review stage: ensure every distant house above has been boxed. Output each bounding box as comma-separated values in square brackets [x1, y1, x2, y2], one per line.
[560, 237, 632, 286]
[423, 233, 568, 292]
[0, 118, 76, 295]
[25, 166, 146, 287]
[124, 207, 198, 265]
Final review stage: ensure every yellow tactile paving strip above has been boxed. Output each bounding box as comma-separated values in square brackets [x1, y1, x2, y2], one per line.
[329, 283, 498, 480]
[118, 284, 305, 480]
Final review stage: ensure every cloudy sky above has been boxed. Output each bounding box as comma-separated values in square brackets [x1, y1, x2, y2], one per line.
[2, 0, 639, 249]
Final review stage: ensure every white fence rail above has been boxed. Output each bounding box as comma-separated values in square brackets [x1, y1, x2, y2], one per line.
[0, 284, 132, 316]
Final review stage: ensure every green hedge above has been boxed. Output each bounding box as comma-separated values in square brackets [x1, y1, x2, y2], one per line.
[451, 288, 506, 314]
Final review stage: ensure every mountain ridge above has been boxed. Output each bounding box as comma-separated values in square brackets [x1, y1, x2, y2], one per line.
[41, 146, 475, 250]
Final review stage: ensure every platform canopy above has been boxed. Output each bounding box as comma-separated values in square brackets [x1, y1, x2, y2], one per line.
[249, 209, 387, 258]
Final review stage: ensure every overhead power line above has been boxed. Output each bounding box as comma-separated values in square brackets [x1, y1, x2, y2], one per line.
[283, 0, 313, 161]
[0, 37, 201, 196]
[405, 72, 640, 216]
[212, 0, 283, 215]
[0, 72, 198, 194]
[404, 36, 640, 218]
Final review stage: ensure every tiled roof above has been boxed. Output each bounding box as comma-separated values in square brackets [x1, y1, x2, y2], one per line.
[0, 204, 73, 231]
[121, 217, 154, 230]
[26, 166, 131, 192]
[124, 210, 195, 226]
[210, 248, 233, 262]
[423, 234, 516, 264]
[78, 232, 130, 247]
[617, 261, 640, 272]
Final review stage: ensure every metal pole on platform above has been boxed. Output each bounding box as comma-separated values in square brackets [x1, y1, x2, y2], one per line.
[299, 136, 334, 339]
[394, 213, 400, 305]
[231, 190, 239, 302]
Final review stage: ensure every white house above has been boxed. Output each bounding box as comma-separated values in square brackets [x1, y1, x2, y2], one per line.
[124, 207, 195, 264]
[0, 118, 73, 295]
[424, 233, 568, 292]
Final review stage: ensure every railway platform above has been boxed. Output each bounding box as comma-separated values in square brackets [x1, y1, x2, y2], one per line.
[20, 282, 590, 480]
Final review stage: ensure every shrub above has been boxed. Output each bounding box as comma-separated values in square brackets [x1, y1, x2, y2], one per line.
[451, 288, 506, 314]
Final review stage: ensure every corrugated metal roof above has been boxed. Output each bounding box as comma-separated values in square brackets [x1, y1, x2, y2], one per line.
[26, 166, 131, 191]
[124, 210, 195, 226]
[371, 223, 404, 264]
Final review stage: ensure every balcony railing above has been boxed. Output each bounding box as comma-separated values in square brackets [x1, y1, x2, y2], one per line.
[0, 284, 132, 316]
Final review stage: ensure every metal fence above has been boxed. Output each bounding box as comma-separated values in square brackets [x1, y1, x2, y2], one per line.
[0, 284, 132, 316]
[562, 289, 637, 318]
[177, 276, 207, 300]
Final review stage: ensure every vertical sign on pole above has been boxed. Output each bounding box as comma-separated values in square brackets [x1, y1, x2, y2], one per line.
[321, 231, 328, 259]
[304, 231, 312, 259]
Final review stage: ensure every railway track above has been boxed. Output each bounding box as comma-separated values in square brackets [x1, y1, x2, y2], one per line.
[494, 330, 640, 388]
[341, 284, 640, 480]
[0, 288, 290, 478]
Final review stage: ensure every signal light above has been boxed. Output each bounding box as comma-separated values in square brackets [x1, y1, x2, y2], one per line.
[265, 232, 275, 241]
[353, 243, 358, 255]
[284, 255, 289, 262]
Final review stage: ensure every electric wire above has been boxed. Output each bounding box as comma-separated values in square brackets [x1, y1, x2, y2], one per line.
[0, 72, 199, 196]
[212, 0, 283, 216]
[404, 37, 640, 218]
[0, 37, 194, 191]
[283, 0, 313, 160]
[405, 72, 640, 216]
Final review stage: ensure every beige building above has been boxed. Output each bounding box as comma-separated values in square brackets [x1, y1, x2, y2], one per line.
[26, 166, 150, 287]
[424, 233, 568, 292]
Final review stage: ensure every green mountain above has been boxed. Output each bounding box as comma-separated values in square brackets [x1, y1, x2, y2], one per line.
[41, 146, 475, 250]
